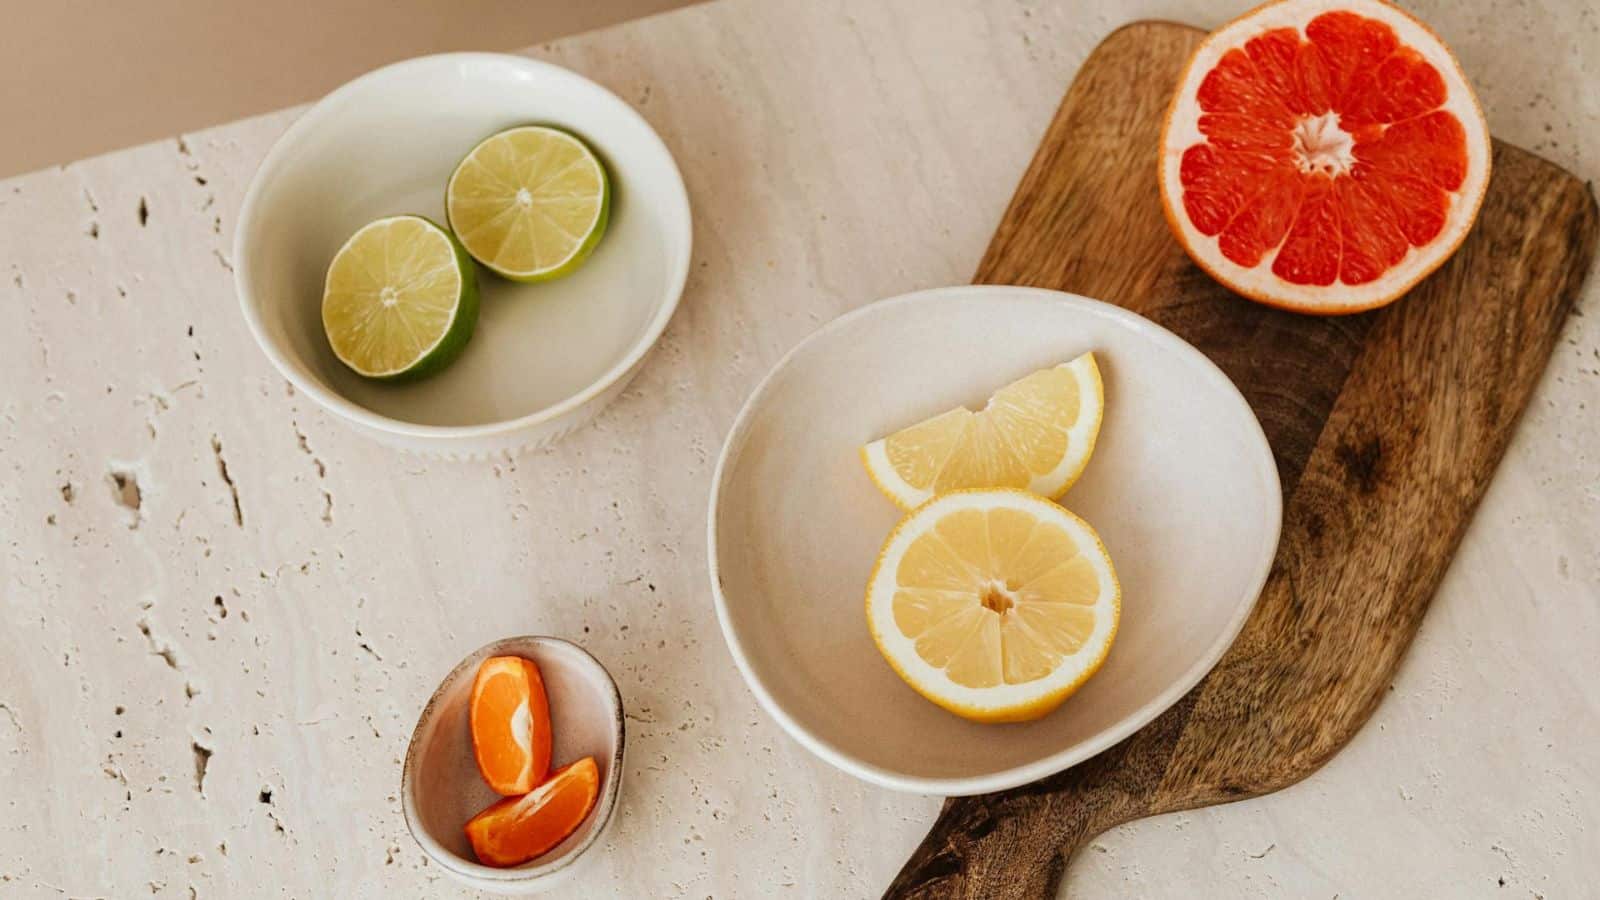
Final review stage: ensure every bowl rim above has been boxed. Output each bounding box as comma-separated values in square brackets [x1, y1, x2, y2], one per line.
[399, 635, 626, 886]
[233, 51, 692, 440]
[705, 284, 1283, 795]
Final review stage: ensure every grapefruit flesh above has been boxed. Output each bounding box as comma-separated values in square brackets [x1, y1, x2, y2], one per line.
[1160, 0, 1491, 313]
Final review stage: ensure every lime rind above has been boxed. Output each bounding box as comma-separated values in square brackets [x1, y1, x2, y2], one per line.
[321, 215, 479, 381]
[394, 218, 479, 380]
[444, 125, 611, 283]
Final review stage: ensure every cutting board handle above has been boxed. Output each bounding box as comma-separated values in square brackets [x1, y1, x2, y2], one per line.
[883, 749, 1154, 899]
[882, 797, 1086, 899]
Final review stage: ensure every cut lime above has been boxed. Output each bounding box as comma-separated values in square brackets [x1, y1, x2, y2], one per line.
[445, 125, 610, 282]
[321, 215, 479, 380]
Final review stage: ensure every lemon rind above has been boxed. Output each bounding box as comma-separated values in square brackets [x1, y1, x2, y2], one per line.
[860, 352, 1105, 511]
[864, 488, 1121, 723]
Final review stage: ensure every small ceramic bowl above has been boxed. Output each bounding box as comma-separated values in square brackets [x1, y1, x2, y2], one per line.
[402, 636, 625, 894]
[708, 285, 1282, 795]
[234, 53, 692, 457]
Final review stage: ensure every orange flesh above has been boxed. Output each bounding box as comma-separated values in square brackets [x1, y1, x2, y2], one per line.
[1178, 10, 1469, 286]
[469, 656, 552, 796]
[465, 757, 601, 868]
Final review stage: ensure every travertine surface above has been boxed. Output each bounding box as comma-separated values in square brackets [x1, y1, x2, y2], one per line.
[1, 1, 1595, 897]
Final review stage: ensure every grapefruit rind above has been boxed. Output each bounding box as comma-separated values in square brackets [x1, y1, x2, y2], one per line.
[1159, 0, 1491, 314]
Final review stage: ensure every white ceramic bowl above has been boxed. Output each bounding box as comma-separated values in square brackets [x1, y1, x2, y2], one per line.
[402, 636, 625, 894]
[708, 285, 1282, 795]
[235, 53, 691, 457]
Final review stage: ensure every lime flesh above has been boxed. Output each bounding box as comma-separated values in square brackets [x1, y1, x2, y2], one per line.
[321, 215, 478, 380]
[445, 125, 610, 282]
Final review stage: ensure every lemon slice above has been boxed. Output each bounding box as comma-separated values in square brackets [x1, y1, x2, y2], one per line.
[321, 215, 478, 380]
[445, 125, 610, 282]
[865, 488, 1119, 723]
[861, 353, 1104, 509]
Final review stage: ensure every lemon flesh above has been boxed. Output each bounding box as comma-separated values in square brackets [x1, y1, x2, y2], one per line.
[862, 353, 1104, 509]
[321, 215, 478, 380]
[866, 488, 1119, 723]
[445, 125, 610, 282]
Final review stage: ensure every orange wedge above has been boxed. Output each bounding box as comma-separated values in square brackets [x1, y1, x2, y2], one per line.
[469, 656, 552, 796]
[465, 757, 601, 867]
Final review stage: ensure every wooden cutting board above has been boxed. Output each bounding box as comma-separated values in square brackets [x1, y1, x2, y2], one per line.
[884, 20, 1598, 899]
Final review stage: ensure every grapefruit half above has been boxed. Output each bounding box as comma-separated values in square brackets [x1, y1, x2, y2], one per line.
[1159, 0, 1491, 314]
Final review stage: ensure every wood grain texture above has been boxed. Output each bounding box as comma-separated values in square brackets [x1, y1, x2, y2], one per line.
[886, 20, 1599, 900]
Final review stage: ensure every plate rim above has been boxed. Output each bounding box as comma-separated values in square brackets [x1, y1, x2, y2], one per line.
[233, 51, 692, 440]
[706, 284, 1283, 795]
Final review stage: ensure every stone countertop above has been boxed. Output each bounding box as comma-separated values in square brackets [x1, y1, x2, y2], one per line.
[1, 1, 1595, 897]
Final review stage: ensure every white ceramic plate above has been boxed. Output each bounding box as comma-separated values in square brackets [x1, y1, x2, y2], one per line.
[235, 53, 691, 457]
[708, 286, 1282, 795]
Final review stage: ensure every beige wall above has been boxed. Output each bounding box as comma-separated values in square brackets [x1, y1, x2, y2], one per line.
[0, 0, 695, 177]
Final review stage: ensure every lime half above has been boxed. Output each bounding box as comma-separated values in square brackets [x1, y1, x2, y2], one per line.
[445, 125, 610, 282]
[321, 215, 479, 380]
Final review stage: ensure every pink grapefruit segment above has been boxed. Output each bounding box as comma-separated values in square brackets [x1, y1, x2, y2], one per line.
[1159, 0, 1491, 314]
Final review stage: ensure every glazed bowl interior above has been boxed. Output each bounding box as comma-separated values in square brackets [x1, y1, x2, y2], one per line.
[710, 286, 1282, 795]
[236, 53, 690, 433]
[403, 636, 625, 889]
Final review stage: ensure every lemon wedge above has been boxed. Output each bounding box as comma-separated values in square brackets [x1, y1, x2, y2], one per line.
[862, 353, 1104, 509]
